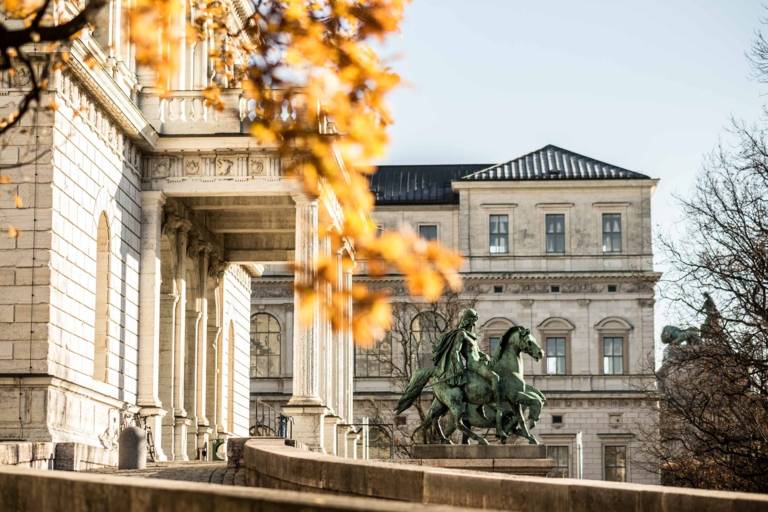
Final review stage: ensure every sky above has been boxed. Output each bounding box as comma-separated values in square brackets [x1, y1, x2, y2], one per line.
[376, 0, 767, 346]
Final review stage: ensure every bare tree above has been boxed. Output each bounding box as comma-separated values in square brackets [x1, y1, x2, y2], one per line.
[645, 121, 768, 491]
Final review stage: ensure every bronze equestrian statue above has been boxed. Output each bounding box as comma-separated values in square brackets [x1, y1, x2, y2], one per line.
[395, 309, 546, 444]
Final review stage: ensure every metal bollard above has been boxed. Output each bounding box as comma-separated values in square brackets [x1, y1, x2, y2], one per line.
[118, 425, 147, 470]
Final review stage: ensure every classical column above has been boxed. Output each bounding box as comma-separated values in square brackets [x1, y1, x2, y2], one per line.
[173, 219, 192, 461]
[186, 242, 213, 457]
[282, 195, 327, 451]
[184, 236, 201, 458]
[159, 216, 184, 460]
[137, 191, 167, 461]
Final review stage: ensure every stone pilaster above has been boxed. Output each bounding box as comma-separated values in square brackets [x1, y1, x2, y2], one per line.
[137, 191, 167, 461]
[344, 269, 354, 424]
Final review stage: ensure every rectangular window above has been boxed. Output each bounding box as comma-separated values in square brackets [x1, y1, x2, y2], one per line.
[603, 336, 624, 374]
[545, 214, 565, 253]
[419, 224, 438, 241]
[547, 446, 570, 478]
[489, 214, 509, 254]
[604, 445, 627, 482]
[546, 337, 567, 375]
[602, 213, 622, 253]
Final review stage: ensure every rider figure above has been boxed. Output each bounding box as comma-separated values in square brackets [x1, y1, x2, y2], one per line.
[432, 309, 503, 434]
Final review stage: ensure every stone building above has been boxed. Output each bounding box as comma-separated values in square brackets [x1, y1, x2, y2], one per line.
[0, 0, 353, 467]
[251, 145, 661, 483]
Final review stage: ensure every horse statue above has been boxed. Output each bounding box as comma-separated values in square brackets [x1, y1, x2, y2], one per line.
[396, 325, 546, 445]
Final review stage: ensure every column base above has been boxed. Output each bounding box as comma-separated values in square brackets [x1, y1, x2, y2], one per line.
[161, 411, 176, 461]
[281, 404, 329, 453]
[174, 416, 192, 461]
[345, 429, 361, 459]
[336, 426, 354, 458]
[323, 415, 340, 456]
[139, 407, 168, 462]
[196, 419, 212, 461]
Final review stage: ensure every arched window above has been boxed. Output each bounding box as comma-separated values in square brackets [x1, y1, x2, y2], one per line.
[93, 213, 110, 382]
[537, 317, 576, 375]
[595, 317, 633, 375]
[411, 311, 446, 368]
[251, 313, 281, 378]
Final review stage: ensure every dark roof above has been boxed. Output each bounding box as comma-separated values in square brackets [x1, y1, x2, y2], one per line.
[370, 164, 491, 205]
[461, 145, 651, 182]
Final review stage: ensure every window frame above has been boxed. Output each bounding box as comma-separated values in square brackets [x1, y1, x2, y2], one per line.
[418, 223, 439, 242]
[488, 214, 509, 255]
[547, 445, 571, 478]
[250, 312, 282, 378]
[602, 213, 622, 253]
[545, 336, 568, 375]
[603, 445, 628, 482]
[595, 317, 633, 376]
[602, 335, 625, 375]
[537, 317, 575, 375]
[355, 334, 393, 378]
[545, 213, 566, 254]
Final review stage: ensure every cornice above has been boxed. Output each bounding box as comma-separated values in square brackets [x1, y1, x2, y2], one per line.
[67, 39, 158, 149]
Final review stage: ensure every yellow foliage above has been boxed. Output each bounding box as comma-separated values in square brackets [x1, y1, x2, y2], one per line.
[2, 0, 463, 348]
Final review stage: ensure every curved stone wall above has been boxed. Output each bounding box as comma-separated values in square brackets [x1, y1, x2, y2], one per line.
[244, 439, 768, 512]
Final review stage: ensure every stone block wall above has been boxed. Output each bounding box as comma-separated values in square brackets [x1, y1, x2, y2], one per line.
[0, 72, 142, 449]
[224, 264, 252, 436]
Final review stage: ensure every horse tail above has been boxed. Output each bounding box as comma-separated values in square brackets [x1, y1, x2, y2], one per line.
[395, 367, 434, 415]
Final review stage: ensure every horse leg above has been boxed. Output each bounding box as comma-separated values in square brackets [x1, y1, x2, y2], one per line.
[512, 396, 539, 445]
[436, 384, 487, 446]
[431, 402, 451, 444]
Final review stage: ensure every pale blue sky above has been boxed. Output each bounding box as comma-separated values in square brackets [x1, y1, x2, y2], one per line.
[378, 1, 766, 338]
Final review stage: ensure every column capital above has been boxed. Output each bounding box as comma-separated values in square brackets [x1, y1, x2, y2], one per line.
[140, 190, 166, 208]
[163, 214, 193, 235]
[291, 192, 318, 206]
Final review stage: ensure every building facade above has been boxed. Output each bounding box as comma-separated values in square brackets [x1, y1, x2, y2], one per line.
[251, 145, 661, 483]
[0, 0, 353, 467]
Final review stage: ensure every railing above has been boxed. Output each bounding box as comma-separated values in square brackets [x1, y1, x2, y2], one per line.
[250, 399, 293, 439]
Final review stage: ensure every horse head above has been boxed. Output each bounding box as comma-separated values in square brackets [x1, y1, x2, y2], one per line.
[499, 326, 543, 362]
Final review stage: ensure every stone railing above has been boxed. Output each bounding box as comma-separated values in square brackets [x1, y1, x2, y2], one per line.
[244, 439, 768, 512]
[0, 465, 459, 512]
[140, 89, 246, 135]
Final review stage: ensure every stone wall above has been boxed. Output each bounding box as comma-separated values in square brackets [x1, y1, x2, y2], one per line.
[243, 439, 768, 512]
[0, 70, 143, 449]
[0, 465, 447, 512]
[223, 265, 252, 437]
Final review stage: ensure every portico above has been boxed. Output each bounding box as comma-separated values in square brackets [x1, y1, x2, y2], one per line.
[137, 141, 353, 458]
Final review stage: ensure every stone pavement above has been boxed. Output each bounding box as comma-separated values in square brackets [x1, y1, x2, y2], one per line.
[87, 462, 246, 486]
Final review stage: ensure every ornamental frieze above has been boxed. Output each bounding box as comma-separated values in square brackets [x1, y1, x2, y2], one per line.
[143, 153, 279, 180]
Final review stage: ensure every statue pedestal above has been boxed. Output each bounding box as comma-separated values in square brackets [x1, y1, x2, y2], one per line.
[410, 444, 555, 477]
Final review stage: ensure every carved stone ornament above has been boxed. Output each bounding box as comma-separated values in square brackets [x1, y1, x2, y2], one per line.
[216, 156, 235, 176]
[248, 157, 266, 176]
[151, 158, 170, 178]
[184, 156, 203, 177]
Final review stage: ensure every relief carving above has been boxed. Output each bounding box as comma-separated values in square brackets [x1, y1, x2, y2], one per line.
[151, 158, 170, 178]
[216, 156, 235, 176]
[184, 156, 202, 176]
[248, 157, 266, 176]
